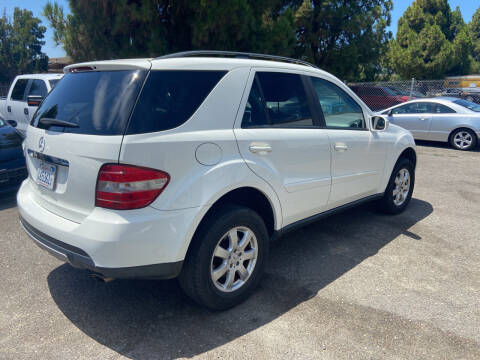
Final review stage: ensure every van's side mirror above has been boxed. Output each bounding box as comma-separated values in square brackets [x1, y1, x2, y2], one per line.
[6, 120, 17, 128]
[371, 116, 389, 131]
[27, 95, 43, 107]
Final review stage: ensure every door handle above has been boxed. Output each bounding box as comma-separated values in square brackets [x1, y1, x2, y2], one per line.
[334, 143, 349, 151]
[7, 106, 11, 113]
[24, 108, 29, 115]
[249, 143, 272, 154]
[419, 117, 427, 121]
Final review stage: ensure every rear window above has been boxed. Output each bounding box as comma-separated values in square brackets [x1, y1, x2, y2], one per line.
[31, 70, 147, 135]
[453, 99, 480, 112]
[126, 70, 226, 134]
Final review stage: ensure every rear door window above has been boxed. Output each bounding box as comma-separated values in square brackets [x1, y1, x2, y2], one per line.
[127, 71, 226, 134]
[31, 70, 147, 135]
[28, 79, 48, 98]
[10, 79, 28, 101]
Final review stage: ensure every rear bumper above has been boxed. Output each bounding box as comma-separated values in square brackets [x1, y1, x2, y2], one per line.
[20, 216, 183, 279]
[17, 179, 203, 276]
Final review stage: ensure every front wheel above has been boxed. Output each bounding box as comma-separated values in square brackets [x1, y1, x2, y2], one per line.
[450, 128, 477, 151]
[378, 158, 415, 215]
[179, 205, 269, 310]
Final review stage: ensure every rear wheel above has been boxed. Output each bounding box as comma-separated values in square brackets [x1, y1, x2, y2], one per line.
[378, 158, 415, 215]
[450, 128, 477, 151]
[179, 205, 269, 310]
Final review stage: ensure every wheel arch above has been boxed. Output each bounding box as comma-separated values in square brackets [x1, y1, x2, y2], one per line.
[448, 126, 478, 143]
[398, 146, 417, 169]
[202, 186, 277, 237]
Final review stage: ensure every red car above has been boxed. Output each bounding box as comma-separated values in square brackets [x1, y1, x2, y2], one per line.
[350, 85, 411, 111]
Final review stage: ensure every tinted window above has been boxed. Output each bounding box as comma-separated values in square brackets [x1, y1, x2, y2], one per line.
[31, 70, 147, 135]
[453, 99, 480, 112]
[434, 104, 456, 114]
[311, 77, 365, 129]
[242, 78, 268, 127]
[256, 72, 313, 127]
[10, 79, 28, 101]
[392, 102, 433, 114]
[28, 79, 48, 98]
[127, 71, 226, 134]
[49, 79, 60, 89]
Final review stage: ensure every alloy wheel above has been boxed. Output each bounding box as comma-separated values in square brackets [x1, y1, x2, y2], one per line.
[393, 168, 411, 206]
[210, 226, 258, 292]
[453, 131, 473, 150]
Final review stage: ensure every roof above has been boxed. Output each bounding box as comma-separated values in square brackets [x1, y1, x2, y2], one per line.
[64, 56, 331, 77]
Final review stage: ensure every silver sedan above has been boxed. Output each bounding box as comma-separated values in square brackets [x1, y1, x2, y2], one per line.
[378, 97, 480, 151]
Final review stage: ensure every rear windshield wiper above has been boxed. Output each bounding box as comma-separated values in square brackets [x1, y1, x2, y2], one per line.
[38, 118, 79, 128]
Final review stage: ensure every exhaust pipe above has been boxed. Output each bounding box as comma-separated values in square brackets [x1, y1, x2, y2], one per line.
[90, 273, 115, 283]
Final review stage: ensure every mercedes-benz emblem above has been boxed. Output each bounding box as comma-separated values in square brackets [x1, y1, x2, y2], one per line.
[38, 136, 45, 152]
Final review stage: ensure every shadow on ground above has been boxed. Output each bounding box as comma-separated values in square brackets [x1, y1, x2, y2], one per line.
[416, 140, 480, 152]
[0, 191, 18, 211]
[48, 198, 433, 359]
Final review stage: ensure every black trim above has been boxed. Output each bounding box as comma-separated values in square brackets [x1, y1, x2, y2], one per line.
[19, 216, 183, 280]
[272, 193, 383, 240]
[157, 50, 318, 69]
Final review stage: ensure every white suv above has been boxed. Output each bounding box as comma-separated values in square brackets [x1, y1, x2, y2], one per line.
[18, 51, 416, 309]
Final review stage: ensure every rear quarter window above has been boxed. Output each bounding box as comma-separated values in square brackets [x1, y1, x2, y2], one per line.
[127, 70, 226, 134]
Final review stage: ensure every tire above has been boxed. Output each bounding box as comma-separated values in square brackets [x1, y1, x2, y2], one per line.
[378, 158, 415, 215]
[179, 204, 269, 310]
[449, 128, 477, 151]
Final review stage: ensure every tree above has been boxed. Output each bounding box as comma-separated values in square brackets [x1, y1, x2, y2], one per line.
[470, 7, 480, 73]
[293, 0, 393, 81]
[0, 8, 48, 83]
[44, 0, 297, 62]
[388, 0, 476, 79]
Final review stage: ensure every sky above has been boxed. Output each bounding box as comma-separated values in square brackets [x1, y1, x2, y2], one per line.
[0, 0, 478, 58]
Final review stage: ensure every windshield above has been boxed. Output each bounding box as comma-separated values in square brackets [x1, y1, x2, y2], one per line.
[31, 70, 147, 135]
[453, 99, 480, 112]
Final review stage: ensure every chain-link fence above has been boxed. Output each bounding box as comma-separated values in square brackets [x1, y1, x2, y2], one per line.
[0, 84, 9, 97]
[348, 79, 480, 111]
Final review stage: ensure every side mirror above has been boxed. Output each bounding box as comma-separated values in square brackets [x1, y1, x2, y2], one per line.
[371, 115, 389, 131]
[6, 119, 17, 128]
[27, 95, 43, 107]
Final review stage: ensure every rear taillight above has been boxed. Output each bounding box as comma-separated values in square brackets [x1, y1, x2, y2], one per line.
[96, 164, 170, 210]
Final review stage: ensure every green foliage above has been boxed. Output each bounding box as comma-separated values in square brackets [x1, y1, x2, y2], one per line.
[0, 8, 48, 83]
[43, 0, 392, 81]
[294, 0, 393, 81]
[388, 0, 479, 79]
[470, 8, 480, 72]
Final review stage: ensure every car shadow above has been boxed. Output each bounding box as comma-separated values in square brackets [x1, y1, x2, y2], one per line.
[415, 140, 480, 153]
[0, 190, 18, 210]
[47, 198, 433, 359]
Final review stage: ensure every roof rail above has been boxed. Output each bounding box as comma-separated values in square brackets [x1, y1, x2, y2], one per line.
[156, 50, 319, 69]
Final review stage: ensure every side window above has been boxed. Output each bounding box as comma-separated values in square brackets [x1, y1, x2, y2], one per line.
[310, 77, 365, 129]
[10, 79, 28, 101]
[392, 102, 433, 114]
[242, 77, 268, 127]
[28, 79, 48, 98]
[256, 72, 313, 127]
[127, 70, 226, 134]
[434, 103, 456, 114]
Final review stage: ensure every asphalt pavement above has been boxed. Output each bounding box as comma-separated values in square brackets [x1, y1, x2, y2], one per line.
[1, 141, 479, 359]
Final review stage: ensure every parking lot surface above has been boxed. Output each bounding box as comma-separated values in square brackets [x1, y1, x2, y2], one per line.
[1, 142, 479, 359]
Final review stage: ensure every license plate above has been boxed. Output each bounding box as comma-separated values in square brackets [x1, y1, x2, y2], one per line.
[37, 163, 56, 190]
